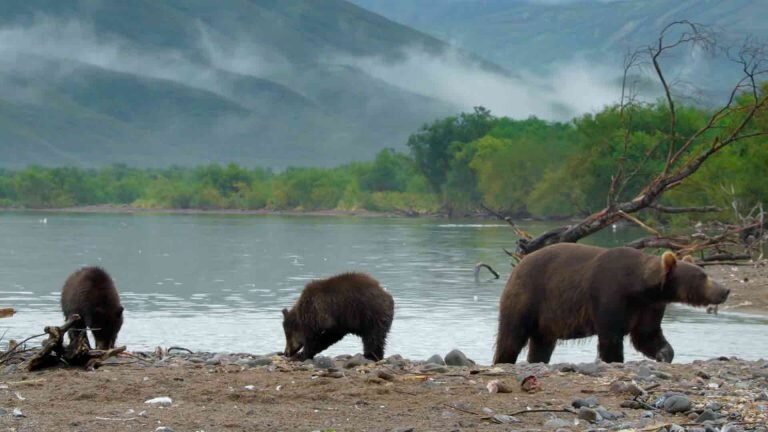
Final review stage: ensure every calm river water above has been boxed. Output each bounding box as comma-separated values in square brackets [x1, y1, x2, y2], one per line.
[0, 212, 765, 364]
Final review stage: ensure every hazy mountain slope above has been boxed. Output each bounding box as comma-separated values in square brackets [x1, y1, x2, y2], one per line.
[0, 0, 468, 168]
[350, 0, 765, 98]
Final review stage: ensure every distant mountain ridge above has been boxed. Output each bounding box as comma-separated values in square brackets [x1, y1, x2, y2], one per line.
[350, 0, 766, 101]
[0, 0, 476, 168]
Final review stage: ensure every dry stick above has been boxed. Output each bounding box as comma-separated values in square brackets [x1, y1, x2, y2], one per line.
[618, 211, 661, 237]
[0, 333, 46, 362]
[167, 346, 194, 354]
[443, 403, 482, 416]
[491, 407, 577, 418]
[474, 263, 500, 280]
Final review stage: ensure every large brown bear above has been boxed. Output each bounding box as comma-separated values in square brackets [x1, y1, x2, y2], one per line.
[61, 267, 124, 350]
[494, 243, 730, 364]
[282, 272, 394, 361]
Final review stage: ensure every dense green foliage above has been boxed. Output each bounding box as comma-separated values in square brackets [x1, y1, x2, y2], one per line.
[0, 158, 438, 213]
[1, 94, 765, 218]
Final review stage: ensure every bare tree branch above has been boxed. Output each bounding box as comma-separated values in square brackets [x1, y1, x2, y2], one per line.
[506, 22, 768, 259]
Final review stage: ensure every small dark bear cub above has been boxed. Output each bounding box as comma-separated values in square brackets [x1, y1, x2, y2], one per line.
[282, 272, 394, 361]
[494, 243, 730, 365]
[61, 267, 124, 350]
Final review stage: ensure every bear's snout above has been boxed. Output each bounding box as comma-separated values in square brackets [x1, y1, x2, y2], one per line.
[709, 280, 730, 304]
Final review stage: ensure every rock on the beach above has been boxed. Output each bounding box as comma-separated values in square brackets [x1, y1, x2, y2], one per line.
[575, 362, 604, 376]
[343, 354, 371, 369]
[420, 363, 449, 374]
[694, 409, 718, 422]
[577, 407, 602, 423]
[444, 349, 474, 367]
[637, 365, 652, 379]
[542, 418, 571, 430]
[662, 395, 691, 413]
[312, 356, 334, 369]
[572, 396, 599, 408]
[12, 408, 23, 418]
[236, 356, 273, 367]
[489, 414, 519, 424]
[426, 354, 445, 365]
[155, 427, 175, 432]
[596, 406, 620, 420]
[145, 396, 173, 407]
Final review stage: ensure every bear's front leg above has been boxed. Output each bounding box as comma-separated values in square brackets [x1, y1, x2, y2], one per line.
[630, 328, 674, 363]
[629, 305, 675, 363]
[597, 332, 625, 363]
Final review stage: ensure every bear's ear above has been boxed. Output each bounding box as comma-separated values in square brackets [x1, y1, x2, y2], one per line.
[661, 251, 677, 276]
[282, 308, 288, 318]
[682, 255, 695, 264]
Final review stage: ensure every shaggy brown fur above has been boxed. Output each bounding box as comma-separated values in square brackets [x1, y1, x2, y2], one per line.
[282, 272, 394, 361]
[494, 243, 730, 364]
[61, 267, 124, 350]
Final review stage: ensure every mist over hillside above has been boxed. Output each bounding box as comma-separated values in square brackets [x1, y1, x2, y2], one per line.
[350, 0, 766, 103]
[0, 0, 633, 168]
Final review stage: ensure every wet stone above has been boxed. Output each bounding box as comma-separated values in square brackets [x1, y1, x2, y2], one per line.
[595, 407, 619, 421]
[637, 365, 652, 379]
[575, 363, 604, 376]
[721, 424, 745, 432]
[696, 370, 711, 379]
[663, 395, 692, 414]
[238, 356, 273, 367]
[668, 425, 685, 432]
[489, 414, 519, 424]
[426, 354, 445, 365]
[694, 409, 718, 422]
[705, 402, 723, 411]
[420, 363, 449, 374]
[312, 356, 334, 369]
[444, 349, 474, 367]
[577, 407, 602, 423]
[572, 396, 599, 408]
[542, 418, 571, 430]
[343, 354, 371, 369]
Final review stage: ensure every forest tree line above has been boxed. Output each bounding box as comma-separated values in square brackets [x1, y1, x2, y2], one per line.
[1, 90, 766, 222]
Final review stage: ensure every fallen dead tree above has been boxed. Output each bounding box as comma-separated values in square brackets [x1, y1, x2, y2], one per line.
[3, 315, 126, 372]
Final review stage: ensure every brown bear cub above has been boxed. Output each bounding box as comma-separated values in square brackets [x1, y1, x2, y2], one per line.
[282, 272, 394, 361]
[61, 267, 124, 350]
[494, 243, 730, 365]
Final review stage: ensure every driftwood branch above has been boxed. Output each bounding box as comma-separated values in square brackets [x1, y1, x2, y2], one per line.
[23, 315, 126, 371]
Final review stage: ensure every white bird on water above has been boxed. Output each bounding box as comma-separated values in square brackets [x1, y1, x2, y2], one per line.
[39, 218, 47, 224]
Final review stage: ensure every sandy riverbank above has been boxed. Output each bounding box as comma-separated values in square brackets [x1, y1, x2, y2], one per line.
[707, 262, 768, 315]
[0, 351, 766, 431]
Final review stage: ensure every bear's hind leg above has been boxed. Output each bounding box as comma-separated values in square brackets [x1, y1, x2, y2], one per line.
[493, 326, 530, 364]
[527, 335, 556, 364]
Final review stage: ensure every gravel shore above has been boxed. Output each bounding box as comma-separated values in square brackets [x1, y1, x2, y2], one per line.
[0, 348, 766, 431]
